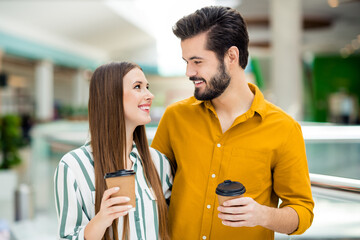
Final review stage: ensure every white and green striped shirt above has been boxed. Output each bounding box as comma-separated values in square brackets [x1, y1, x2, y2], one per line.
[54, 142, 172, 240]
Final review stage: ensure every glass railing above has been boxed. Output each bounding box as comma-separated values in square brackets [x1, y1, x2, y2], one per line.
[22, 121, 360, 239]
[310, 173, 360, 202]
[302, 124, 360, 181]
[282, 124, 360, 239]
[9, 172, 360, 240]
[276, 174, 360, 239]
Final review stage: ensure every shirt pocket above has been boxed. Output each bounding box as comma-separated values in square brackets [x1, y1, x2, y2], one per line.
[227, 148, 271, 197]
[141, 188, 157, 216]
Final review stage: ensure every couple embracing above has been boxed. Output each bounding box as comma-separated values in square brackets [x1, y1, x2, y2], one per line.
[55, 6, 314, 240]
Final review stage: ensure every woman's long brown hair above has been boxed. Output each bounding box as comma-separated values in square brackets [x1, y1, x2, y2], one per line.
[88, 62, 169, 240]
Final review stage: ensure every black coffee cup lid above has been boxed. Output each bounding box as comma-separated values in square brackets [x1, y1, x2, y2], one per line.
[104, 169, 135, 179]
[216, 180, 246, 196]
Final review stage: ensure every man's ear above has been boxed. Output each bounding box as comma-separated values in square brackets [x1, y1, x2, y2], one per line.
[226, 46, 239, 65]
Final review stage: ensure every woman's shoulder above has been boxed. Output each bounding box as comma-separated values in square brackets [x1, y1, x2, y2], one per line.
[148, 147, 168, 161]
[59, 145, 94, 171]
[148, 147, 171, 171]
[148, 147, 172, 183]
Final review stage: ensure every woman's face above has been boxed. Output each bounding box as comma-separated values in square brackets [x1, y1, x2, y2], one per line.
[123, 67, 154, 129]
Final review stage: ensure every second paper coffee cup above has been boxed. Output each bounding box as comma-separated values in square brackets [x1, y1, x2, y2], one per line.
[104, 169, 136, 211]
[216, 180, 246, 206]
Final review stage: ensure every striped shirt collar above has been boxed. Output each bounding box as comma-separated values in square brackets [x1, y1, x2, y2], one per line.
[129, 143, 142, 165]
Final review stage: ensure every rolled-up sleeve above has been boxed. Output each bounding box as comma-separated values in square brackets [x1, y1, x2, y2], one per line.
[273, 122, 314, 235]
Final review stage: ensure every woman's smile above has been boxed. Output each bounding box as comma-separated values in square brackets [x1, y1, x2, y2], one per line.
[138, 103, 151, 113]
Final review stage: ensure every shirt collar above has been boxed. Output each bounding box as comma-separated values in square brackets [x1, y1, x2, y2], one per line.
[191, 99, 205, 106]
[129, 142, 141, 164]
[190, 83, 267, 120]
[84, 140, 92, 152]
[248, 83, 267, 120]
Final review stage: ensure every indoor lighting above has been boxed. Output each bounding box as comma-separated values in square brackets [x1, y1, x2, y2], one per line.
[328, 0, 339, 8]
[351, 39, 360, 50]
[105, 0, 238, 76]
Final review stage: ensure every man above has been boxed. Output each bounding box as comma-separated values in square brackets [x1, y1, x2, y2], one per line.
[151, 6, 314, 240]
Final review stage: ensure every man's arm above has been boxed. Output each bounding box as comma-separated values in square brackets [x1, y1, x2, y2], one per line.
[217, 197, 299, 234]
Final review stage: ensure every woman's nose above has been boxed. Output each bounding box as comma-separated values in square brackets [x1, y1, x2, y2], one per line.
[146, 89, 154, 101]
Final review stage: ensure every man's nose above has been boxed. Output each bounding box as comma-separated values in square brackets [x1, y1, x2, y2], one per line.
[186, 64, 197, 77]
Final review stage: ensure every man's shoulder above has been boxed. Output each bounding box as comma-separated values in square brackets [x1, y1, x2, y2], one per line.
[164, 96, 200, 114]
[167, 96, 198, 108]
[264, 100, 300, 129]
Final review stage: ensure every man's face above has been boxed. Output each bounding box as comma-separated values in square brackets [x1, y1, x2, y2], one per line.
[181, 32, 231, 100]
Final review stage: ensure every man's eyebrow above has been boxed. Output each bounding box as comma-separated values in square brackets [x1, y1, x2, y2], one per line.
[182, 56, 204, 62]
[190, 56, 204, 60]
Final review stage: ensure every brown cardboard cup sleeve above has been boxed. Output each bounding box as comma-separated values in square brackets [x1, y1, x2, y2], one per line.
[104, 169, 136, 211]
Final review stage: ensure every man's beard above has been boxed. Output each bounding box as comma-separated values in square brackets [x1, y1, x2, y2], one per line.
[191, 61, 231, 101]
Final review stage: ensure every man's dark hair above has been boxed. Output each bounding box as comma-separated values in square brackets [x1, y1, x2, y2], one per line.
[173, 6, 249, 69]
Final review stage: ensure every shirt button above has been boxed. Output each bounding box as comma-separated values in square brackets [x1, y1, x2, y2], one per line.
[207, 205, 211, 209]
[217, 143, 221, 147]
[202, 236, 207, 240]
[211, 174, 216, 178]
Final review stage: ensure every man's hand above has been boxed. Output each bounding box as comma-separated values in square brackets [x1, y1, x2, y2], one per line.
[217, 197, 266, 228]
[217, 197, 299, 234]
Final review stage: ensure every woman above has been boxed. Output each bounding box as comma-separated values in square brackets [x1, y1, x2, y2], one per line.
[54, 62, 172, 240]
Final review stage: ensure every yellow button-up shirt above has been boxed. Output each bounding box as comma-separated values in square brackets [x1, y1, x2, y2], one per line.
[151, 83, 314, 240]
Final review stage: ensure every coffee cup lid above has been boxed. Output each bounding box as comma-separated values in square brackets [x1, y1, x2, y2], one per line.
[104, 169, 135, 179]
[216, 180, 246, 196]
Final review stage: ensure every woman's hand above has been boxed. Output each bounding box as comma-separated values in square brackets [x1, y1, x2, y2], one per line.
[84, 187, 132, 240]
[97, 187, 132, 227]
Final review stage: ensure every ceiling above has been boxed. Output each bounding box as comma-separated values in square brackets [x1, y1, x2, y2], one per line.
[0, 0, 359, 73]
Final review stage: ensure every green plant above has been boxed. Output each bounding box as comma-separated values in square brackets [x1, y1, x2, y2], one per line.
[0, 114, 22, 169]
[57, 104, 88, 120]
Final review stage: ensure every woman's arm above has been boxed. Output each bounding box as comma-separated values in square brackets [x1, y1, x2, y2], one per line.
[150, 149, 173, 199]
[55, 162, 88, 239]
[55, 162, 131, 240]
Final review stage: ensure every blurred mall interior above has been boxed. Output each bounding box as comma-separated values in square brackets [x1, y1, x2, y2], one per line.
[0, 0, 359, 239]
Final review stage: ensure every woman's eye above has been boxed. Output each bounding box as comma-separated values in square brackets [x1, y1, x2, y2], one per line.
[134, 85, 140, 89]
[194, 61, 201, 64]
